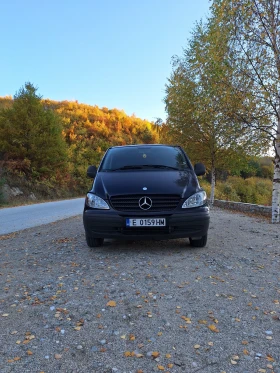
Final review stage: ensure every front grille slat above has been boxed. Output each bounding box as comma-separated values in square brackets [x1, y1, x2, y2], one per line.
[110, 194, 180, 212]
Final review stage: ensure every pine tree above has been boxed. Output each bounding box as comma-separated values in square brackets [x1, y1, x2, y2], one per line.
[0, 82, 68, 179]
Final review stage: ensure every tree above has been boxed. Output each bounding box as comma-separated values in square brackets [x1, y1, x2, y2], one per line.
[0, 83, 68, 179]
[164, 19, 267, 203]
[153, 117, 163, 135]
[210, 0, 280, 222]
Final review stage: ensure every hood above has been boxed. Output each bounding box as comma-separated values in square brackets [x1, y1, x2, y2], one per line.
[91, 170, 200, 199]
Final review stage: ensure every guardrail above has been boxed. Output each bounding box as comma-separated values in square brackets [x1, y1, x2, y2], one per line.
[213, 199, 272, 217]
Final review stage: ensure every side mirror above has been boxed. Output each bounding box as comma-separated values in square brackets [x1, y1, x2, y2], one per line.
[194, 163, 206, 176]
[87, 165, 97, 178]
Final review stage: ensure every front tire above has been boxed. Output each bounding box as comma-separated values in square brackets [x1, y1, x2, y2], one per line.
[189, 234, 207, 248]
[86, 235, 104, 248]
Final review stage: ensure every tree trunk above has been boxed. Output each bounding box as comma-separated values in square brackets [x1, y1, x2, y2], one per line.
[271, 4, 280, 223]
[210, 167, 216, 205]
[272, 117, 280, 223]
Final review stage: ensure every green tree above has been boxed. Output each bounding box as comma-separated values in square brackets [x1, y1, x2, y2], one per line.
[0, 83, 68, 179]
[164, 19, 266, 203]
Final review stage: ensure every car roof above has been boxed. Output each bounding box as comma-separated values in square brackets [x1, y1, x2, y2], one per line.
[109, 144, 179, 150]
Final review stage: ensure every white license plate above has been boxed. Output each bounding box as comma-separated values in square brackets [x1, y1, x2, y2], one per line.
[126, 218, 166, 227]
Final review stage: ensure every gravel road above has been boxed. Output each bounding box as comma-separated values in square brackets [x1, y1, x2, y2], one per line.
[0, 207, 279, 373]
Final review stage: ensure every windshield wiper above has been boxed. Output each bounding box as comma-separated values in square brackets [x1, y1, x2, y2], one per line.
[110, 165, 144, 171]
[110, 165, 180, 171]
[141, 164, 179, 170]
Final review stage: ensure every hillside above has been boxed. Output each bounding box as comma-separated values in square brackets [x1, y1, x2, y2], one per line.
[0, 88, 273, 207]
[0, 92, 159, 204]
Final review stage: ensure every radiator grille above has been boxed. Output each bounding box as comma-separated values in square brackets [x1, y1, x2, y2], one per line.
[110, 194, 180, 212]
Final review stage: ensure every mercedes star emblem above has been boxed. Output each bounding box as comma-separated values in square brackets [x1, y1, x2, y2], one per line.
[139, 196, 152, 210]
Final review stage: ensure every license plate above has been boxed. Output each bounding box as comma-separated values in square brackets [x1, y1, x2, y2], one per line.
[126, 218, 166, 227]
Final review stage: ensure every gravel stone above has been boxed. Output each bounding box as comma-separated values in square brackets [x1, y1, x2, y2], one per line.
[265, 330, 273, 335]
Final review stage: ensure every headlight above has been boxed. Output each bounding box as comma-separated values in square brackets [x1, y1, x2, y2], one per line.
[85, 193, 110, 209]
[182, 191, 207, 208]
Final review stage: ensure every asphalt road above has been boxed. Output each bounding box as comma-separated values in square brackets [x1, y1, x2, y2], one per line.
[0, 198, 85, 235]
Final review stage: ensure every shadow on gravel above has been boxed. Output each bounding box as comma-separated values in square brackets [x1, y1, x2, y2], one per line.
[87, 238, 203, 255]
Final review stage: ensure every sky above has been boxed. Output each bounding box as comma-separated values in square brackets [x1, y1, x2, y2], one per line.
[1, 0, 211, 122]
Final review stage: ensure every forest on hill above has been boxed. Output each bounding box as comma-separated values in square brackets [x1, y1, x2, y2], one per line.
[0, 83, 159, 202]
[0, 82, 274, 208]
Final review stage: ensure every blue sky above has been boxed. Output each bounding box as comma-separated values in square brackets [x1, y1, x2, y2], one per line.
[1, 0, 210, 122]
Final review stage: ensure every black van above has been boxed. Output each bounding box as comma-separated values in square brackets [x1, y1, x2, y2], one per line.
[83, 144, 210, 248]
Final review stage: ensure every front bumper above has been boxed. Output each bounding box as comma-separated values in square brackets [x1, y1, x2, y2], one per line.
[83, 206, 210, 241]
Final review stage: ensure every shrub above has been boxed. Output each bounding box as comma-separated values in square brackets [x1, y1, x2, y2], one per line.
[199, 179, 211, 197]
[215, 181, 241, 202]
[201, 176, 272, 205]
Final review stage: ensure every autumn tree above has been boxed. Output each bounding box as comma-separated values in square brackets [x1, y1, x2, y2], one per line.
[165, 19, 267, 203]
[0, 83, 68, 179]
[210, 0, 280, 222]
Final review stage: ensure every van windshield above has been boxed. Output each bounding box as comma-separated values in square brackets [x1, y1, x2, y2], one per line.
[100, 146, 191, 171]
